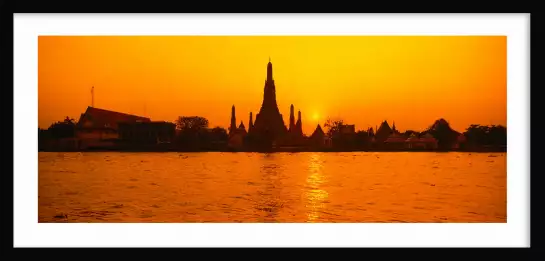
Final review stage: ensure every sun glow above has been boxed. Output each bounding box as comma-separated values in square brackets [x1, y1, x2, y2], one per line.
[312, 112, 320, 122]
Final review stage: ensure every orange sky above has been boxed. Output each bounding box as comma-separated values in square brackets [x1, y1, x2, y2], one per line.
[38, 36, 506, 134]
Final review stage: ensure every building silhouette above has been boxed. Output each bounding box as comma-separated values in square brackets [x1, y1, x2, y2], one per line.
[309, 124, 329, 148]
[229, 105, 237, 135]
[118, 121, 175, 146]
[295, 110, 303, 136]
[289, 104, 295, 132]
[249, 60, 289, 147]
[75, 106, 151, 149]
[375, 120, 392, 143]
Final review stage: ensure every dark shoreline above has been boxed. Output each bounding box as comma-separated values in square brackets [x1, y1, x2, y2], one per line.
[38, 148, 507, 153]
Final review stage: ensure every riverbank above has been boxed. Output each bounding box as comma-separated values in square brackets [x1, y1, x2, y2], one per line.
[38, 147, 507, 153]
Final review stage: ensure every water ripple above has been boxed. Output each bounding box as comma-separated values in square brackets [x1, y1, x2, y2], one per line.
[38, 152, 507, 223]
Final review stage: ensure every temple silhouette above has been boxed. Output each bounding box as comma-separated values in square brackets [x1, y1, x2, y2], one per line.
[228, 59, 307, 150]
[252, 59, 288, 139]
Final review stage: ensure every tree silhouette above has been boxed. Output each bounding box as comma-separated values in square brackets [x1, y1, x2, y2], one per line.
[209, 126, 229, 148]
[174, 116, 212, 150]
[47, 116, 76, 139]
[426, 118, 459, 150]
[175, 116, 209, 131]
[464, 124, 506, 147]
[324, 118, 344, 139]
[63, 116, 75, 124]
[324, 118, 359, 149]
[488, 125, 507, 146]
[464, 124, 485, 146]
[211, 126, 228, 139]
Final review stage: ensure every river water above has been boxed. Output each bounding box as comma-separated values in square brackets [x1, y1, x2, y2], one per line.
[38, 152, 506, 223]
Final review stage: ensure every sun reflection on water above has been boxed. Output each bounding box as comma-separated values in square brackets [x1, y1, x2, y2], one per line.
[305, 153, 329, 222]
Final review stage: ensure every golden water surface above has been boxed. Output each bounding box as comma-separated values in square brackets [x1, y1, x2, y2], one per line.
[38, 152, 506, 223]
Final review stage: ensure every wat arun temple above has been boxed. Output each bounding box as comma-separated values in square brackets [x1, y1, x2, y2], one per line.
[227, 59, 325, 151]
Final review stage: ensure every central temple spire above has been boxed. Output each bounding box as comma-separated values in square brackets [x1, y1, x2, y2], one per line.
[267, 59, 273, 82]
[262, 59, 277, 108]
[251, 59, 287, 145]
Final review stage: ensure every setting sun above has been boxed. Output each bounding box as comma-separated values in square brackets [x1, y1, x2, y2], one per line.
[312, 112, 320, 122]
